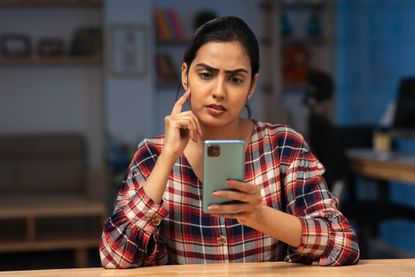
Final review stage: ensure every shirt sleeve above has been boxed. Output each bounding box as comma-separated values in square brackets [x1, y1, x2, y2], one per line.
[99, 140, 169, 268]
[283, 145, 360, 266]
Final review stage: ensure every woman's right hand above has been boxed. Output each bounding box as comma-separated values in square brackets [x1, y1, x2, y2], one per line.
[163, 89, 202, 158]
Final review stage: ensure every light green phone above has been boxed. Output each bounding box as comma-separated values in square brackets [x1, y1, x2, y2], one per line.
[202, 140, 246, 214]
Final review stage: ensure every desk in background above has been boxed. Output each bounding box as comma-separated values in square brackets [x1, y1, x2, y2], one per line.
[347, 149, 415, 184]
[0, 259, 414, 277]
[345, 149, 415, 257]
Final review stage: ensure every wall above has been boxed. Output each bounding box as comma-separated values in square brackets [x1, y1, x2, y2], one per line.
[0, 1, 155, 163]
[336, 0, 415, 254]
[336, 0, 415, 125]
[0, 5, 103, 168]
[104, 0, 154, 146]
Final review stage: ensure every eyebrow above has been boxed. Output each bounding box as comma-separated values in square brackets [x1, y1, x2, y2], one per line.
[195, 63, 249, 75]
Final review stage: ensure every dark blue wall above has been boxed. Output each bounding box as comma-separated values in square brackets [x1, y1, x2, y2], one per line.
[336, 0, 415, 124]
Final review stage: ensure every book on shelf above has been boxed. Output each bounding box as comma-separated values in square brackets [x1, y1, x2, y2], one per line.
[167, 9, 185, 41]
[154, 8, 185, 42]
[156, 52, 179, 86]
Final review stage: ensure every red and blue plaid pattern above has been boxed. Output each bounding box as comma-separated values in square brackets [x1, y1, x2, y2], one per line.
[100, 121, 360, 268]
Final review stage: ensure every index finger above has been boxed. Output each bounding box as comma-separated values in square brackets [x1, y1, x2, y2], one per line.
[171, 89, 191, 115]
[226, 180, 260, 194]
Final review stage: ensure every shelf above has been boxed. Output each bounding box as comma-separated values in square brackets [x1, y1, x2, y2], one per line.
[283, 83, 307, 91]
[282, 36, 326, 46]
[0, 200, 106, 219]
[282, 2, 325, 10]
[156, 40, 189, 46]
[156, 82, 180, 89]
[0, 234, 100, 252]
[0, 55, 101, 66]
[0, 0, 101, 8]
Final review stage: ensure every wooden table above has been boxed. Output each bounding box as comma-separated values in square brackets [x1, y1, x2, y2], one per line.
[345, 149, 415, 257]
[347, 149, 415, 184]
[0, 259, 414, 276]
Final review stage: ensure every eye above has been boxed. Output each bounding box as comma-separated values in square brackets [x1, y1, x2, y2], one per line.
[199, 71, 214, 79]
[229, 76, 243, 84]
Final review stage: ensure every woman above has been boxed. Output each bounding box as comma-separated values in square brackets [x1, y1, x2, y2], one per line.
[100, 16, 360, 268]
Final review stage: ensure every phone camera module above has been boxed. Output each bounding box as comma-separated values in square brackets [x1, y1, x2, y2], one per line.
[207, 145, 220, 157]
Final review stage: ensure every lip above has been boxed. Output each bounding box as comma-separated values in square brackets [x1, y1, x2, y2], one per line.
[206, 103, 227, 116]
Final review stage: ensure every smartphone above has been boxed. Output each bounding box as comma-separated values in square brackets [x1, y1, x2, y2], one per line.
[202, 140, 246, 214]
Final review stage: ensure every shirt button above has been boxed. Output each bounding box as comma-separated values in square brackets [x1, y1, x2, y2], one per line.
[217, 235, 226, 245]
[151, 216, 162, 226]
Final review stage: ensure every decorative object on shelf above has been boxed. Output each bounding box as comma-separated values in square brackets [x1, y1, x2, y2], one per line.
[0, 0, 101, 7]
[154, 8, 185, 42]
[69, 27, 101, 56]
[281, 12, 292, 37]
[110, 24, 147, 78]
[283, 0, 323, 6]
[194, 11, 217, 30]
[307, 11, 322, 37]
[282, 45, 312, 87]
[304, 71, 334, 105]
[0, 33, 32, 56]
[156, 52, 178, 86]
[282, 0, 297, 4]
[37, 37, 64, 56]
[310, 0, 323, 4]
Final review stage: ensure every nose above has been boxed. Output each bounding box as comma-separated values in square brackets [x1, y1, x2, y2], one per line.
[212, 77, 226, 99]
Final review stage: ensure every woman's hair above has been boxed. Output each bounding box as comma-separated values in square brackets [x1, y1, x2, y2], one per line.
[176, 16, 260, 118]
[183, 16, 259, 79]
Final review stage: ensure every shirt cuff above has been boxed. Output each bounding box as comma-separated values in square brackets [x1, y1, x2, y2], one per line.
[294, 216, 330, 257]
[123, 186, 168, 235]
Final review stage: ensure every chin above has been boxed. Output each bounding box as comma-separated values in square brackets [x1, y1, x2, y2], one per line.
[199, 114, 239, 128]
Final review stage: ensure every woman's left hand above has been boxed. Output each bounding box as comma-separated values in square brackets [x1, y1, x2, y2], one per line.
[208, 180, 265, 227]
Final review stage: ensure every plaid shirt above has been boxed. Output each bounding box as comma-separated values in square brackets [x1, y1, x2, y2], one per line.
[100, 121, 360, 268]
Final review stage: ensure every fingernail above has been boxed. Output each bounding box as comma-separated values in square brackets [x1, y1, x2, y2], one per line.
[212, 191, 222, 196]
[208, 205, 218, 210]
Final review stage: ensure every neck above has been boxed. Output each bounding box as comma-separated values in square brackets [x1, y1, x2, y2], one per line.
[200, 118, 244, 141]
[186, 118, 253, 152]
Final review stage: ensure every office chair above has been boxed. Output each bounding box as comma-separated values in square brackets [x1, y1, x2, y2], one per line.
[304, 72, 347, 198]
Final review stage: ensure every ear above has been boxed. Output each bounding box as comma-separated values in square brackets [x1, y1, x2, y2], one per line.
[181, 62, 189, 90]
[247, 73, 259, 100]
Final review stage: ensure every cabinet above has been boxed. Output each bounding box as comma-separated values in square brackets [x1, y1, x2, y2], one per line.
[0, 200, 106, 268]
[259, 0, 335, 131]
[0, 0, 106, 268]
[279, 0, 335, 90]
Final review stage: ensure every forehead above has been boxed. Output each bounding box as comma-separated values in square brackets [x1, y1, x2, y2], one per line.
[193, 41, 251, 71]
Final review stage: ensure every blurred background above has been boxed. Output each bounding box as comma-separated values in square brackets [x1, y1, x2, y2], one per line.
[0, 0, 415, 271]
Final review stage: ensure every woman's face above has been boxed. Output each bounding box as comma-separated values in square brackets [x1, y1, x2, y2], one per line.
[181, 41, 258, 128]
